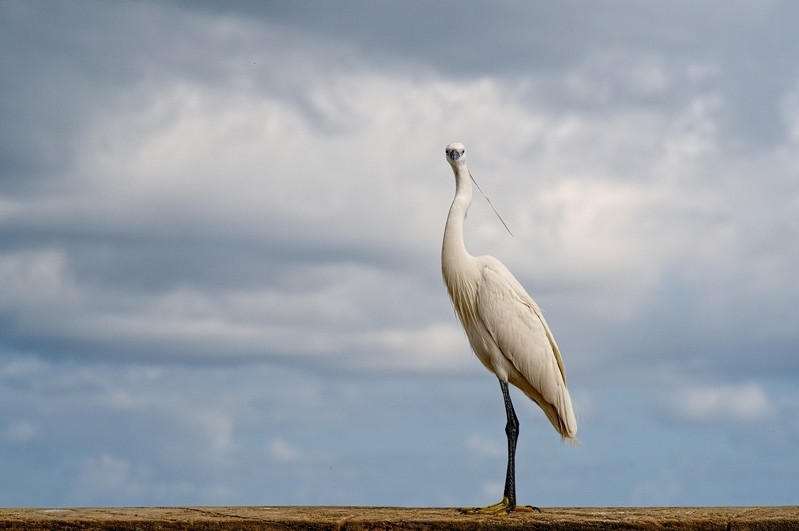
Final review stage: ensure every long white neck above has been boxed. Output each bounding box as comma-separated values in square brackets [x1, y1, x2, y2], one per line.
[442, 163, 474, 272]
[442, 162, 482, 327]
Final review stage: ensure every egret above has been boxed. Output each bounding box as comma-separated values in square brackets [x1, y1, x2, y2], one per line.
[441, 142, 577, 514]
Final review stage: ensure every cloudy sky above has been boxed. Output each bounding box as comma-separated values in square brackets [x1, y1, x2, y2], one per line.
[1, 0, 798, 508]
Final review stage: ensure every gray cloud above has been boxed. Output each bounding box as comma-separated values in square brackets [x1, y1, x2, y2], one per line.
[2, 1, 798, 378]
[2, 0, 799, 507]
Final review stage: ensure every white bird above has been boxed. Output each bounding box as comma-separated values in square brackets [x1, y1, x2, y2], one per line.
[441, 142, 577, 514]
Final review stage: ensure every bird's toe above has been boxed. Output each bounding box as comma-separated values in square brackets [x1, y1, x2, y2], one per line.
[459, 497, 538, 516]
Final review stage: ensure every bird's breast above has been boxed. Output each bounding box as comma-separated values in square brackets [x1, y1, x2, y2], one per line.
[442, 263, 480, 329]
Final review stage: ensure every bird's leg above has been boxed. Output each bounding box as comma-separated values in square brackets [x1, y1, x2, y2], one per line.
[501, 378, 520, 510]
[459, 380, 540, 515]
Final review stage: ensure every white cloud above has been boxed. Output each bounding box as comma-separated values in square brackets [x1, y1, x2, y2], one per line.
[479, 480, 504, 501]
[0, 70, 713, 361]
[70, 454, 141, 503]
[662, 382, 775, 424]
[0, 250, 83, 325]
[3, 420, 40, 443]
[268, 438, 307, 463]
[465, 433, 504, 459]
[192, 410, 236, 462]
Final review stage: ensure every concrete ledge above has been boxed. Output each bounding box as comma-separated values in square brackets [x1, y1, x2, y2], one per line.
[0, 506, 797, 530]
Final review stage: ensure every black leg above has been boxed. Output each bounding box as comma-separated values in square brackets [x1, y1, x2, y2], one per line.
[459, 379, 539, 515]
[500, 379, 519, 511]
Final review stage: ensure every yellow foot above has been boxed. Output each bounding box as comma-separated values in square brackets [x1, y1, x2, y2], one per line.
[458, 497, 541, 515]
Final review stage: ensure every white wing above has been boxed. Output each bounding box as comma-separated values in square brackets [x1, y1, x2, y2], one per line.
[476, 259, 577, 439]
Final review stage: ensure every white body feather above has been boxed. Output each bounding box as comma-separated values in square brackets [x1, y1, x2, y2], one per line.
[442, 143, 577, 441]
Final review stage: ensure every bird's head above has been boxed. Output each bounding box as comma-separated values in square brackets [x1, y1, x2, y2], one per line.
[445, 142, 466, 166]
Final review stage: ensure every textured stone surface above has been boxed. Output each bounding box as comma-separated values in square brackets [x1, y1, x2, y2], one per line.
[0, 506, 797, 530]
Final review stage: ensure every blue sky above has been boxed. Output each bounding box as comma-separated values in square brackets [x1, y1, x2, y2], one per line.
[1, 0, 798, 508]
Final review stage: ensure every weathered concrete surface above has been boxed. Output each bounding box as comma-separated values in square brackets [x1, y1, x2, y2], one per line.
[0, 506, 797, 530]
